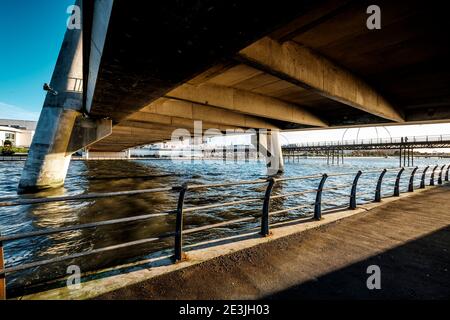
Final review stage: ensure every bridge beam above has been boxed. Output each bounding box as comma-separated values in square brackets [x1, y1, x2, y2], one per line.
[136, 98, 280, 130]
[238, 37, 405, 123]
[166, 83, 328, 127]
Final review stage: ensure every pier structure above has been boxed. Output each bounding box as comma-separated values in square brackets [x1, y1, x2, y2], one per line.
[17, 0, 450, 191]
[283, 134, 450, 166]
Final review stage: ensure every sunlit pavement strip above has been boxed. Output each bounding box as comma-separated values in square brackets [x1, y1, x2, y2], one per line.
[18, 186, 442, 300]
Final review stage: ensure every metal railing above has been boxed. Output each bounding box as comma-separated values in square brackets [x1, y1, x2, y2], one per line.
[284, 134, 450, 148]
[0, 156, 27, 161]
[1, 164, 449, 297]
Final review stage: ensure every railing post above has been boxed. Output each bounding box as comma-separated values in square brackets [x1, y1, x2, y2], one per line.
[261, 178, 275, 237]
[174, 183, 188, 262]
[349, 171, 362, 209]
[430, 165, 439, 186]
[446, 164, 450, 182]
[314, 174, 328, 220]
[375, 169, 387, 202]
[420, 166, 429, 189]
[0, 234, 5, 300]
[438, 165, 445, 185]
[408, 167, 418, 192]
[394, 167, 405, 196]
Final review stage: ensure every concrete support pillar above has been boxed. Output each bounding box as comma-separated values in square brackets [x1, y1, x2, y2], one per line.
[19, 17, 83, 192]
[265, 130, 284, 175]
[18, 3, 111, 193]
[251, 129, 284, 175]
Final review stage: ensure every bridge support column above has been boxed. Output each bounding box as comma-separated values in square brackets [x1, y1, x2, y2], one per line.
[252, 129, 284, 175]
[265, 130, 284, 175]
[18, 10, 111, 193]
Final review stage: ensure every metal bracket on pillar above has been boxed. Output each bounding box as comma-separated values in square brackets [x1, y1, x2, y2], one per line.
[408, 167, 418, 192]
[375, 169, 387, 202]
[261, 178, 275, 237]
[430, 165, 439, 186]
[438, 165, 445, 185]
[349, 171, 362, 209]
[420, 166, 429, 189]
[314, 174, 328, 220]
[394, 167, 405, 197]
[173, 183, 188, 262]
[0, 234, 5, 300]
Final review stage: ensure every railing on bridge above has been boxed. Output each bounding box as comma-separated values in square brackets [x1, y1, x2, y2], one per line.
[1, 164, 449, 299]
[284, 134, 450, 148]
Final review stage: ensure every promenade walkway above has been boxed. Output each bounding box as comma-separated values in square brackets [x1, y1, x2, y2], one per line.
[97, 185, 450, 300]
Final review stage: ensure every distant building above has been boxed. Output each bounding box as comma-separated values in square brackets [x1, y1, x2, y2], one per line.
[130, 141, 256, 159]
[0, 119, 37, 148]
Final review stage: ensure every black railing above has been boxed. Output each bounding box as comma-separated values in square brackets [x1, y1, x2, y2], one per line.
[0, 164, 449, 298]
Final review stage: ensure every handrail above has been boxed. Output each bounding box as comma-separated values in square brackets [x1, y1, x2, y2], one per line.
[0, 164, 448, 290]
[270, 189, 317, 199]
[283, 134, 450, 149]
[0, 186, 176, 207]
[183, 197, 263, 213]
[0, 211, 174, 242]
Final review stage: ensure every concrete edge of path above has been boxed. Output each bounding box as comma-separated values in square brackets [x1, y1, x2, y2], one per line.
[18, 186, 440, 300]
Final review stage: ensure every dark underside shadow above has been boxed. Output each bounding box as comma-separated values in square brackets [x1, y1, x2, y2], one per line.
[265, 226, 450, 300]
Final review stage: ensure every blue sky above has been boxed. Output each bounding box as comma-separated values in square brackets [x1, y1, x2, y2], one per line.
[0, 0, 73, 120]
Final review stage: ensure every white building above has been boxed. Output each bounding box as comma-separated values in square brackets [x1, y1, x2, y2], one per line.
[0, 119, 37, 148]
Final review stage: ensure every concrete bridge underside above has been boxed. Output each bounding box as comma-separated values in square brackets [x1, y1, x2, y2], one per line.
[19, 0, 450, 191]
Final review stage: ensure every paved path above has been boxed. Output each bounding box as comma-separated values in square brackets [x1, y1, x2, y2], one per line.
[97, 185, 450, 300]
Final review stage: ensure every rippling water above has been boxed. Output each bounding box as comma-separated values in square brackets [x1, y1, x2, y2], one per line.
[0, 157, 448, 294]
